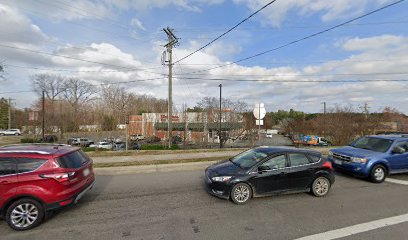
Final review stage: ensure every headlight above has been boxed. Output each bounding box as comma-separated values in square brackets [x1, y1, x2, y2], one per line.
[351, 157, 368, 163]
[328, 151, 333, 157]
[211, 176, 232, 182]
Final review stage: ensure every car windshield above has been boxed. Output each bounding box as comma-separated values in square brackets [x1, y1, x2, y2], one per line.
[351, 137, 394, 153]
[230, 148, 270, 170]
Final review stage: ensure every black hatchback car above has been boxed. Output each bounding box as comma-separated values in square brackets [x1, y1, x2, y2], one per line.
[205, 146, 335, 204]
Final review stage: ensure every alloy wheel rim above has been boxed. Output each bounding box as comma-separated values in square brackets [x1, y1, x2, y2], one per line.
[374, 168, 384, 180]
[234, 185, 250, 203]
[314, 178, 329, 195]
[10, 203, 38, 228]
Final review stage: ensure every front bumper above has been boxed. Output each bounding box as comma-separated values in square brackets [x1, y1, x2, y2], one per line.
[328, 156, 369, 177]
[46, 180, 95, 211]
[204, 171, 231, 200]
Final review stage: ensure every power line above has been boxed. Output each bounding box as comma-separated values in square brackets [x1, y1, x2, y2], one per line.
[0, 44, 165, 76]
[174, 0, 279, 64]
[181, 0, 405, 75]
[176, 77, 408, 83]
[4, 64, 163, 73]
[175, 20, 408, 32]
[174, 72, 408, 77]
[0, 76, 166, 95]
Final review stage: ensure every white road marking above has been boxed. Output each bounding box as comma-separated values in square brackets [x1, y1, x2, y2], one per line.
[295, 213, 408, 240]
[385, 178, 408, 186]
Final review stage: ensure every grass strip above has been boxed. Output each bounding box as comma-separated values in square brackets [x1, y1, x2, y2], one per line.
[93, 156, 228, 168]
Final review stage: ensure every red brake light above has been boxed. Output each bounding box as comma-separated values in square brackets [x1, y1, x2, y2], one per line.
[322, 161, 333, 170]
[40, 172, 75, 182]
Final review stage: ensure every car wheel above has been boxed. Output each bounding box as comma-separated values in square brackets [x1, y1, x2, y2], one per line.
[6, 198, 44, 231]
[231, 183, 252, 204]
[311, 177, 331, 197]
[370, 165, 386, 183]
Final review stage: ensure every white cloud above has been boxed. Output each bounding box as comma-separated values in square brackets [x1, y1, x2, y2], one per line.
[233, 0, 394, 27]
[2, 0, 111, 22]
[0, 4, 49, 45]
[341, 35, 406, 51]
[130, 18, 146, 31]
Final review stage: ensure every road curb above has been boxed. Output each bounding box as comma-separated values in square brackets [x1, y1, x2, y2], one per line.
[94, 161, 217, 175]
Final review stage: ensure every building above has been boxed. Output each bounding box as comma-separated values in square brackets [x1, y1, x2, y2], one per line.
[128, 111, 244, 143]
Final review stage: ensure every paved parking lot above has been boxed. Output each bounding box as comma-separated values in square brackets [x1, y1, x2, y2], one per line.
[1, 170, 408, 240]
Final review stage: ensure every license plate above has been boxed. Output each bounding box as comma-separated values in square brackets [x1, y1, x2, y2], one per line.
[83, 168, 90, 177]
[334, 160, 342, 165]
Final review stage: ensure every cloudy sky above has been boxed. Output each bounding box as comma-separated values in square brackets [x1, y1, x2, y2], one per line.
[0, 0, 408, 113]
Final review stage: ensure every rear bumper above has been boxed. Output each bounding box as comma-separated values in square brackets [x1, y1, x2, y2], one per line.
[45, 180, 95, 211]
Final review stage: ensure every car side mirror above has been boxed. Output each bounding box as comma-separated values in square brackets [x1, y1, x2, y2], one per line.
[392, 147, 404, 154]
[258, 165, 271, 172]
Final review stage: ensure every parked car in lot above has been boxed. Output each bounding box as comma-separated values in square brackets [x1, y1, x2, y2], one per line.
[130, 134, 144, 141]
[329, 134, 408, 183]
[0, 144, 95, 230]
[71, 138, 93, 147]
[0, 129, 21, 136]
[93, 141, 113, 150]
[205, 146, 334, 204]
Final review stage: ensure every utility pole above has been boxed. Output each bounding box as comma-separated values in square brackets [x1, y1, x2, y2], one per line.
[42, 91, 45, 140]
[7, 98, 12, 129]
[219, 84, 222, 148]
[163, 27, 178, 149]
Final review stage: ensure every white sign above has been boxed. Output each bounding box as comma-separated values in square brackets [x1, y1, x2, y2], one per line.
[256, 120, 264, 126]
[253, 103, 266, 120]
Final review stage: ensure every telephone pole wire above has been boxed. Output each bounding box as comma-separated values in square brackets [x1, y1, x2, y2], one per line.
[163, 27, 178, 149]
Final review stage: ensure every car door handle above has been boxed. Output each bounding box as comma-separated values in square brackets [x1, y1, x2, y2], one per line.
[0, 180, 10, 184]
[279, 172, 286, 175]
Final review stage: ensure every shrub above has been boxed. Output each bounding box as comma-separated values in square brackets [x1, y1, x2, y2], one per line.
[20, 138, 39, 143]
[140, 144, 180, 150]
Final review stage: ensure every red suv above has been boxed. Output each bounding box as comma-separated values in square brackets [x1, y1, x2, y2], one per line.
[0, 144, 95, 231]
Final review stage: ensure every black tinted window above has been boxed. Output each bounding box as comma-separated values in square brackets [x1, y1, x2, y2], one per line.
[308, 155, 321, 163]
[17, 158, 46, 173]
[261, 155, 286, 169]
[57, 150, 89, 169]
[0, 158, 17, 176]
[289, 153, 311, 167]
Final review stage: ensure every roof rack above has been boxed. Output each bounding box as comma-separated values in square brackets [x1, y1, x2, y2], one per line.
[0, 150, 50, 155]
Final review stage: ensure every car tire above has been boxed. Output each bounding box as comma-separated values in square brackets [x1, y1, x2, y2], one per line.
[230, 183, 252, 205]
[311, 177, 331, 197]
[370, 165, 387, 183]
[6, 198, 45, 231]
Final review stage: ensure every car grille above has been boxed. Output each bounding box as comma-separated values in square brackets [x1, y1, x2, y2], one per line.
[333, 153, 351, 162]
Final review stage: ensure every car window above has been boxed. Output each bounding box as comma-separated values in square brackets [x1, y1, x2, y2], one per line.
[260, 155, 287, 169]
[0, 158, 17, 176]
[288, 153, 311, 167]
[230, 148, 270, 170]
[308, 154, 321, 163]
[17, 158, 47, 173]
[394, 141, 408, 153]
[56, 150, 90, 169]
[352, 137, 394, 153]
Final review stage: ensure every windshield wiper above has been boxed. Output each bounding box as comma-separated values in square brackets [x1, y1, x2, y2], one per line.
[229, 158, 243, 169]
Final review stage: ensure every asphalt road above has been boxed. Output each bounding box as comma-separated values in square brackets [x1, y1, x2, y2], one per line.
[1, 171, 408, 240]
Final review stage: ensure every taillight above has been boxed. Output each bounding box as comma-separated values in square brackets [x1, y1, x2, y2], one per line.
[322, 161, 333, 170]
[40, 172, 75, 182]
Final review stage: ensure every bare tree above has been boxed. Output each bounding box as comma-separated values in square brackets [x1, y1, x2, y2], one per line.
[31, 74, 66, 101]
[0, 62, 5, 81]
[63, 78, 97, 107]
[62, 78, 97, 131]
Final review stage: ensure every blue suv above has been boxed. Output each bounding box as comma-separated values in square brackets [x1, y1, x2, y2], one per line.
[328, 134, 408, 183]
